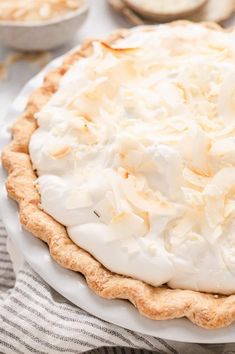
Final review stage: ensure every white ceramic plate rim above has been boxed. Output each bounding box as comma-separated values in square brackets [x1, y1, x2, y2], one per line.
[1, 54, 235, 344]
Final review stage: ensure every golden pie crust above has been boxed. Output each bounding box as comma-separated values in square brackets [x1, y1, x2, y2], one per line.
[3, 22, 235, 330]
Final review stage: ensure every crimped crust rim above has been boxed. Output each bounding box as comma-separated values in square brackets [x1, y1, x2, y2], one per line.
[3, 21, 235, 330]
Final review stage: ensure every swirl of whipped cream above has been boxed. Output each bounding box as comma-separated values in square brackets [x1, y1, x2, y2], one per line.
[30, 23, 235, 294]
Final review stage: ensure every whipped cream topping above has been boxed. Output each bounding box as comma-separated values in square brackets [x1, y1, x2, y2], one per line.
[30, 24, 235, 294]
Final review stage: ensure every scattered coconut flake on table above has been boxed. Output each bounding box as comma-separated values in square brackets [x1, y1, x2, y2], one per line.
[0, 51, 52, 81]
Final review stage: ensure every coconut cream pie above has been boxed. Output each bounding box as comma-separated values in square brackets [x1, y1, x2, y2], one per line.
[4, 21, 235, 329]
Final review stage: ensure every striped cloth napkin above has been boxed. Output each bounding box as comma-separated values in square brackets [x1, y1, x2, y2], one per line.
[0, 217, 234, 354]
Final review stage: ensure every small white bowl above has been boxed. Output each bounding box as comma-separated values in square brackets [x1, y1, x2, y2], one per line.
[0, 1, 89, 51]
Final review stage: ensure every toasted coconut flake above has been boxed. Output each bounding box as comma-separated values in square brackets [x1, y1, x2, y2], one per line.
[180, 126, 212, 177]
[203, 167, 235, 228]
[0, 62, 8, 81]
[110, 211, 148, 239]
[100, 41, 139, 53]
[122, 175, 176, 215]
[49, 145, 72, 159]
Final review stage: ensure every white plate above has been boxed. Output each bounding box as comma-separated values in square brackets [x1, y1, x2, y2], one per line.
[1, 55, 235, 344]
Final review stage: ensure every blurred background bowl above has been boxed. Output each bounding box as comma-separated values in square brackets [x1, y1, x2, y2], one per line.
[0, 1, 89, 51]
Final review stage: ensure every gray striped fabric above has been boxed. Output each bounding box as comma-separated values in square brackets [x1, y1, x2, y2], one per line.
[0, 218, 234, 354]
